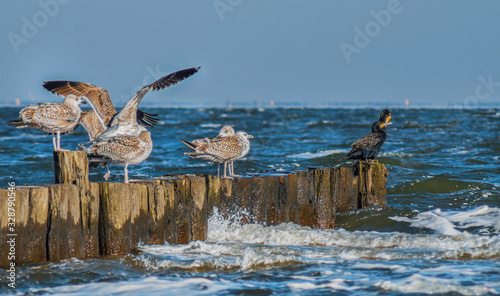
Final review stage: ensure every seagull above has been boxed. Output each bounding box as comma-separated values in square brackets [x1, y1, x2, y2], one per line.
[43, 80, 160, 180]
[228, 131, 253, 177]
[181, 129, 253, 179]
[42, 81, 160, 141]
[78, 67, 200, 183]
[8, 94, 86, 151]
[181, 125, 235, 176]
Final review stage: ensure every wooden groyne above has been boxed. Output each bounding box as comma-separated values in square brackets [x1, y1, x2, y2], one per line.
[0, 151, 388, 267]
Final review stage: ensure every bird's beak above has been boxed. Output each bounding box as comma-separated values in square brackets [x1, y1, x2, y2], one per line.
[385, 121, 392, 126]
[385, 115, 392, 123]
[248, 135, 254, 139]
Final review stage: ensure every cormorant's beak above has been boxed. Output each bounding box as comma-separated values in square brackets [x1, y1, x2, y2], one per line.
[385, 121, 392, 125]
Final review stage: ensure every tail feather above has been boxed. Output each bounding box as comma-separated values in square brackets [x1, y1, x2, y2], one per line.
[180, 139, 197, 150]
[332, 156, 348, 166]
[7, 119, 27, 128]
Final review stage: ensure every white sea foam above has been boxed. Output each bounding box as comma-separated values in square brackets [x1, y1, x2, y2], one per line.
[380, 152, 414, 158]
[390, 206, 500, 235]
[390, 211, 462, 236]
[288, 278, 358, 292]
[32, 277, 228, 296]
[286, 149, 346, 159]
[200, 123, 222, 128]
[375, 273, 499, 295]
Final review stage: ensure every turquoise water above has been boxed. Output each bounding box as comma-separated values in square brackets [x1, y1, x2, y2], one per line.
[1, 107, 499, 295]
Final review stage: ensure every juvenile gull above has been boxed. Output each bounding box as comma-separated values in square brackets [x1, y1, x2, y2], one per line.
[42, 81, 159, 141]
[181, 126, 234, 176]
[8, 94, 86, 151]
[78, 67, 200, 183]
[181, 129, 253, 178]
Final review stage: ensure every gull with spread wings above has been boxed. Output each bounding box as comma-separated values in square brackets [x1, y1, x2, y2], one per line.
[76, 67, 200, 183]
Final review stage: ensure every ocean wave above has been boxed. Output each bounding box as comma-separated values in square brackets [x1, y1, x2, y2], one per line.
[31, 277, 227, 296]
[286, 149, 346, 159]
[391, 206, 500, 235]
[200, 123, 222, 128]
[375, 273, 498, 295]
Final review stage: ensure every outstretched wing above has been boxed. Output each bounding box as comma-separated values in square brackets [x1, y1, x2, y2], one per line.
[147, 67, 200, 91]
[43, 81, 116, 130]
[79, 110, 106, 141]
[136, 110, 159, 128]
[112, 67, 200, 127]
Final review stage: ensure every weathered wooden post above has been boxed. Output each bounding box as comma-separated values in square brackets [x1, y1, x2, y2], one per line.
[296, 170, 316, 227]
[187, 175, 208, 241]
[163, 180, 177, 244]
[331, 167, 358, 211]
[287, 172, 300, 224]
[172, 177, 190, 244]
[46, 184, 84, 261]
[263, 174, 279, 226]
[249, 175, 268, 224]
[311, 168, 335, 229]
[232, 176, 253, 224]
[154, 177, 177, 244]
[53, 151, 89, 185]
[275, 173, 290, 225]
[141, 181, 165, 245]
[80, 182, 100, 258]
[53, 150, 99, 258]
[358, 161, 388, 208]
[3, 186, 49, 265]
[0, 188, 9, 267]
[207, 175, 221, 218]
[219, 177, 233, 219]
[129, 182, 150, 245]
[98, 182, 132, 255]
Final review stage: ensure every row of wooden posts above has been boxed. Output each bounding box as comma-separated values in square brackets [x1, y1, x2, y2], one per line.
[0, 151, 388, 267]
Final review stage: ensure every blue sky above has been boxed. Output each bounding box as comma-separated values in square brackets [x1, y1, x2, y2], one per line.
[1, 0, 500, 107]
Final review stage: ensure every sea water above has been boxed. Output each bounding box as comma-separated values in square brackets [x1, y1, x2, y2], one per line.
[0, 107, 498, 295]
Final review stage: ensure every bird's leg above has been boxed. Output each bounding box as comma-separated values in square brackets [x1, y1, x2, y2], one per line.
[55, 131, 69, 151]
[103, 164, 111, 181]
[52, 133, 57, 150]
[223, 162, 233, 180]
[229, 162, 240, 177]
[124, 164, 129, 184]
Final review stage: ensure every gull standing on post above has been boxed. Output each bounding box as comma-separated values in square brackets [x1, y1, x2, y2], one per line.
[77, 67, 200, 183]
[43, 79, 161, 180]
[181, 129, 253, 178]
[181, 125, 235, 176]
[8, 94, 86, 151]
